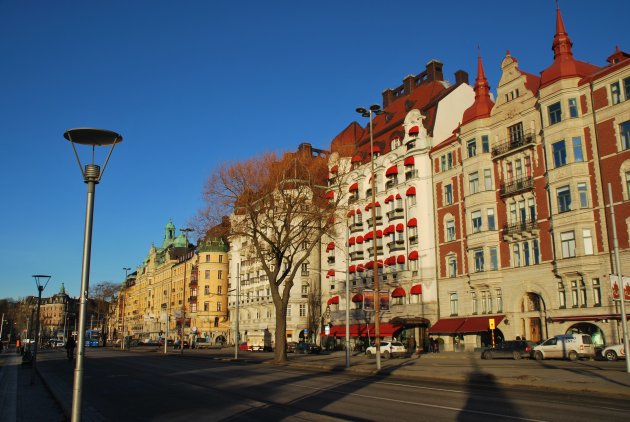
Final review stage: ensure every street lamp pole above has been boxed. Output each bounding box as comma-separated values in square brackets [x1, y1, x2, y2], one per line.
[180, 228, 194, 354]
[31, 275, 51, 384]
[356, 105, 383, 371]
[64, 128, 122, 422]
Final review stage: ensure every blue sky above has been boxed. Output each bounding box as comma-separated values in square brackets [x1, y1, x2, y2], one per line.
[0, 0, 626, 299]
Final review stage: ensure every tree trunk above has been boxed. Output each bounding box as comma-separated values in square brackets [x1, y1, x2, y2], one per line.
[273, 307, 288, 363]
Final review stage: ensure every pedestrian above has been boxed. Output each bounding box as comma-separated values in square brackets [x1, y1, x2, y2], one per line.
[65, 336, 76, 360]
[429, 337, 435, 353]
[435, 338, 440, 353]
[409, 337, 416, 355]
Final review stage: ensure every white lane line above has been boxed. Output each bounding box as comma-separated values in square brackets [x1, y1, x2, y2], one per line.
[284, 381, 549, 422]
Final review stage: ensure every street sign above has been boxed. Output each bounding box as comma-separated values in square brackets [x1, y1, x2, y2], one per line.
[489, 318, 495, 330]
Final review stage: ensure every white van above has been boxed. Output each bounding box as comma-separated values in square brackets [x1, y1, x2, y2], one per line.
[533, 334, 595, 361]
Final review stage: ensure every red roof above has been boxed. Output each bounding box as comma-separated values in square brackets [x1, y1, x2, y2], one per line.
[407, 218, 417, 227]
[391, 287, 406, 297]
[404, 156, 415, 166]
[406, 186, 416, 196]
[539, 6, 600, 89]
[410, 284, 422, 295]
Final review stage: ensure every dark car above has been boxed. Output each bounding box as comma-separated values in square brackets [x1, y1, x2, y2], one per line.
[481, 340, 536, 360]
[295, 342, 321, 354]
[286, 341, 298, 353]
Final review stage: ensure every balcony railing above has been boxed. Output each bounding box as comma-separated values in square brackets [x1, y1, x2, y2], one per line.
[349, 250, 364, 261]
[188, 296, 197, 303]
[502, 219, 539, 236]
[387, 240, 405, 252]
[499, 176, 534, 197]
[405, 170, 418, 180]
[349, 222, 364, 233]
[327, 256, 335, 264]
[491, 130, 536, 157]
[386, 209, 405, 221]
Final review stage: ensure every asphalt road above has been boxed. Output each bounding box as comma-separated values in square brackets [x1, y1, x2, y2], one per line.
[33, 348, 630, 422]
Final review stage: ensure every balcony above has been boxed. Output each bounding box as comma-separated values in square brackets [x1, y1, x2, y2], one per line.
[386, 209, 405, 221]
[367, 246, 383, 256]
[387, 240, 405, 252]
[349, 250, 364, 261]
[188, 296, 198, 303]
[385, 178, 398, 189]
[327, 256, 336, 264]
[405, 170, 418, 180]
[499, 176, 534, 197]
[350, 222, 364, 233]
[491, 130, 536, 158]
[502, 219, 539, 239]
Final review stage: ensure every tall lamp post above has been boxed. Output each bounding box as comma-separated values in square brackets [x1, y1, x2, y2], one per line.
[180, 228, 194, 354]
[121, 267, 130, 350]
[356, 104, 383, 371]
[31, 274, 51, 384]
[64, 128, 122, 422]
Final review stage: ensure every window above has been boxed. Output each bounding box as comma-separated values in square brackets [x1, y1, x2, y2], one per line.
[580, 280, 587, 307]
[448, 256, 457, 278]
[495, 289, 503, 312]
[548, 102, 562, 125]
[450, 292, 458, 316]
[204, 285, 210, 295]
[620, 121, 630, 150]
[625, 77, 630, 101]
[205, 270, 210, 279]
[515, 159, 523, 180]
[568, 98, 578, 118]
[441, 155, 446, 171]
[286, 305, 291, 317]
[626, 172, 630, 199]
[218, 270, 223, 279]
[593, 278, 602, 306]
[528, 198, 536, 222]
[611, 81, 621, 105]
[506, 162, 513, 182]
[467, 139, 477, 158]
[204, 301, 209, 312]
[446, 219, 455, 241]
[484, 169, 492, 191]
[301, 284, 308, 295]
[553, 140, 567, 167]
[490, 247, 498, 270]
[578, 183, 588, 208]
[299, 304, 306, 317]
[469, 172, 479, 194]
[447, 152, 453, 169]
[509, 122, 524, 143]
[217, 302, 222, 312]
[474, 249, 484, 272]
[481, 291, 488, 314]
[219, 255, 223, 263]
[205, 254, 210, 262]
[217, 285, 222, 294]
[558, 282, 566, 308]
[191, 303, 197, 313]
[301, 263, 309, 276]
[471, 291, 478, 314]
[557, 186, 572, 213]
[533, 239, 540, 264]
[561, 231, 576, 258]
[487, 208, 496, 230]
[583, 229, 594, 255]
[571, 280, 579, 307]
[481, 135, 490, 153]
[513, 243, 521, 267]
[525, 156, 532, 177]
[572, 137, 584, 162]
[471, 210, 482, 233]
[444, 184, 453, 205]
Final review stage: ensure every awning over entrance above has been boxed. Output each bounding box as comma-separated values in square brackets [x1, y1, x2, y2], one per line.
[320, 323, 402, 338]
[428, 315, 505, 334]
[548, 313, 628, 322]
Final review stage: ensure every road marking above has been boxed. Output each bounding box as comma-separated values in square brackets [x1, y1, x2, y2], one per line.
[284, 381, 549, 422]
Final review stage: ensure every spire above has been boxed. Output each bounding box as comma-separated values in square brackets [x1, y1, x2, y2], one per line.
[59, 283, 66, 295]
[461, 51, 494, 125]
[474, 53, 490, 100]
[552, 4, 573, 59]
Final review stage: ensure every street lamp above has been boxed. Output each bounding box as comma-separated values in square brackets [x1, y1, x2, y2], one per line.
[356, 104, 383, 371]
[31, 274, 51, 383]
[180, 228, 194, 354]
[64, 127, 122, 422]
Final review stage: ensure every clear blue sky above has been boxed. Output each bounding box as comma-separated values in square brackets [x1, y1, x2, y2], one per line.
[0, 1, 626, 299]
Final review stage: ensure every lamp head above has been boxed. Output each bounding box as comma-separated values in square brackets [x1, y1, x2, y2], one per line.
[32, 275, 51, 291]
[63, 128, 123, 184]
[369, 104, 381, 112]
[355, 107, 367, 115]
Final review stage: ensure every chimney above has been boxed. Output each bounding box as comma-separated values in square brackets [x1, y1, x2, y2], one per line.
[403, 74, 415, 95]
[454, 70, 469, 85]
[298, 143, 312, 155]
[425, 59, 444, 82]
[382, 88, 395, 108]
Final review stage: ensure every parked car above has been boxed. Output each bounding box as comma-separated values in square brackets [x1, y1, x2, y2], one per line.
[533, 334, 595, 361]
[239, 342, 249, 351]
[480, 340, 537, 360]
[140, 339, 159, 346]
[286, 341, 298, 353]
[173, 340, 190, 349]
[48, 339, 65, 348]
[365, 341, 407, 358]
[194, 338, 213, 349]
[295, 342, 321, 354]
[601, 344, 627, 361]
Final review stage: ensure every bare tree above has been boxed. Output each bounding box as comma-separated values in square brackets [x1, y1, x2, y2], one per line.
[90, 281, 119, 345]
[199, 148, 346, 362]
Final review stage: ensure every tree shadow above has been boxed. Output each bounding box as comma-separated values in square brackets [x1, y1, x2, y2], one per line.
[533, 358, 630, 389]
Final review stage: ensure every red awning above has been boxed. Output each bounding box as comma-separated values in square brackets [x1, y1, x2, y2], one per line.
[348, 237, 355, 245]
[427, 318, 465, 334]
[407, 218, 417, 227]
[409, 126, 420, 135]
[356, 208, 362, 214]
[347, 209, 355, 217]
[352, 293, 363, 302]
[395, 193, 402, 199]
[408, 250, 419, 260]
[385, 256, 395, 265]
[356, 263, 365, 272]
[351, 154, 362, 163]
[391, 287, 406, 297]
[348, 265, 356, 273]
[365, 261, 374, 269]
[372, 145, 381, 154]
[458, 315, 505, 333]
[386, 166, 398, 176]
[325, 191, 334, 199]
[356, 236, 364, 244]
[349, 183, 358, 192]
[404, 156, 415, 166]
[396, 223, 404, 232]
[410, 284, 422, 295]
[327, 296, 340, 305]
[364, 231, 374, 240]
[377, 259, 384, 268]
[330, 165, 338, 173]
[327, 269, 335, 277]
[321, 323, 403, 338]
[326, 242, 335, 251]
[406, 186, 416, 196]
[384, 194, 394, 203]
[384, 225, 395, 235]
[376, 230, 383, 238]
[397, 255, 406, 264]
